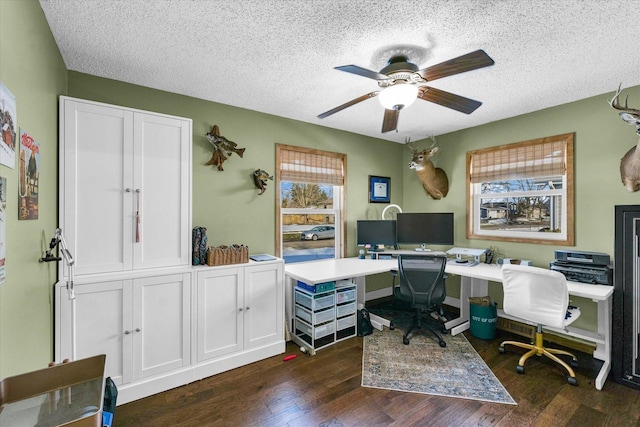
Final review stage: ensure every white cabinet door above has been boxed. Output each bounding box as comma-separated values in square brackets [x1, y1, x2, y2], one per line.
[196, 262, 284, 362]
[244, 263, 284, 349]
[133, 273, 191, 379]
[196, 267, 244, 361]
[56, 280, 134, 386]
[61, 99, 134, 275]
[60, 97, 191, 277]
[133, 113, 191, 270]
[55, 272, 191, 387]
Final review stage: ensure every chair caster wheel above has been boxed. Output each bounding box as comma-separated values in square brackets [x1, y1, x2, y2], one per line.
[516, 365, 525, 374]
[439, 340, 446, 348]
[498, 346, 505, 354]
[389, 322, 395, 330]
[567, 376, 578, 386]
[570, 359, 578, 369]
[403, 337, 410, 345]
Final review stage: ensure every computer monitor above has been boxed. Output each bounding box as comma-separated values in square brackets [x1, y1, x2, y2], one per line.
[396, 213, 454, 250]
[356, 220, 397, 250]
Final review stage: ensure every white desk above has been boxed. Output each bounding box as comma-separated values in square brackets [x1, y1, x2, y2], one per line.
[442, 263, 613, 391]
[284, 257, 613, 390]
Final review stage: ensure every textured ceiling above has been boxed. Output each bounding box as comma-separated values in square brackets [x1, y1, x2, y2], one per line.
[39, 0, 640, 143]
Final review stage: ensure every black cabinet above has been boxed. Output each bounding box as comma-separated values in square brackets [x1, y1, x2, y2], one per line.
[613, 205, 640, 389]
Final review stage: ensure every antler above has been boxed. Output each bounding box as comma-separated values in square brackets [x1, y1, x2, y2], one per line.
[610, 84, 640, 115]
[405, 137, 418, 152]
[405, 136, 438, 152]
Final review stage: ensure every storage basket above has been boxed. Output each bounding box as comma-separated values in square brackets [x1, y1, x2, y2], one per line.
[469, 296, 497, 340]
[206, 244, 249, 266]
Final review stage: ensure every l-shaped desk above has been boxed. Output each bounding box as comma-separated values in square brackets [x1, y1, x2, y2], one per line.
[284, 256, 613, 390]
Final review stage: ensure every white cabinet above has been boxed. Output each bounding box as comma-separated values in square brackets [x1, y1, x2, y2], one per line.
[55, 280, 131, 386]
[59, 97, 191, 277]
[133, 274, 192, 379]
[196, 266, 243, 360]
[196, 262, 284, 362]
[55, 97, 285, 405]
[55, 272, 191, 387]
[244, 262, 285, 349]
[55, 261, 285, 405]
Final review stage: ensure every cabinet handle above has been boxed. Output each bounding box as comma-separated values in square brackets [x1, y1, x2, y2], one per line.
[238, 307, 243, 312]
[135, 328, 141, 332]
[245, 307, 250, 311]
[135, 189, 141, 243]
[125, 188, 132, 192]
[124, 330, 131, 334]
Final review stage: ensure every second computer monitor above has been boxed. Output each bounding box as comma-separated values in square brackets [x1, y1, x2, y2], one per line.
[396, 212, 454, 249]
[356, 220, 397, 249]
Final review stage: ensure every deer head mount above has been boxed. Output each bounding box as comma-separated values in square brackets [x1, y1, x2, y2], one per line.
[406, 137, 449, 199]
[610, 84, 640, 192]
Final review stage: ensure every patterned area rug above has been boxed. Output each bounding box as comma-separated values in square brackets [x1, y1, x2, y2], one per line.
[362, 310, 516, 405]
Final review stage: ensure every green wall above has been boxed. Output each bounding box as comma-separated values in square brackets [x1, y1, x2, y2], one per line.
[0, 0, 67, 377]
[1, 0, 637, 378]
[401, 86, 640, 331]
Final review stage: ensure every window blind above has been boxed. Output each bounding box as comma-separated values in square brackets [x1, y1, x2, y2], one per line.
[278, 146, 344, 185]
[469, 138, 567, 184]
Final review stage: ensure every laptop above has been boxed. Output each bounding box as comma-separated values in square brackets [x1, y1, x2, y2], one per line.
[250, 254, 277, 262]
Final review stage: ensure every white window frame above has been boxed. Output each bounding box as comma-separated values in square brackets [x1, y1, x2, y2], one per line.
[471, 177, 567, 241]
[280, 186, 342, 260]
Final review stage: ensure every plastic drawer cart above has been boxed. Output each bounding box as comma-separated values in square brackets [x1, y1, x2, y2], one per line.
[294, 287, 336, 350]
[293, 281, 358, 354]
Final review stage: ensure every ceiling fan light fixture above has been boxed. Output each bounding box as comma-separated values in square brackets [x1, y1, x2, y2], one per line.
[378, 84, 419, 110]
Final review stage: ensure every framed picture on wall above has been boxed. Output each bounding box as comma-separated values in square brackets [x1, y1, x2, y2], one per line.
[0, 81, 17, 169]
[369, 175, 390, 203]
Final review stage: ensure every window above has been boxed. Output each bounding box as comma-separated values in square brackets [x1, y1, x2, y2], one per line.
[276, 144, 346, 263]
[466, 133, 574, 245]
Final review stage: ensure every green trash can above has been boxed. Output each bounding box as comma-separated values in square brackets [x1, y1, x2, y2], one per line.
[469, 296, 497, 339]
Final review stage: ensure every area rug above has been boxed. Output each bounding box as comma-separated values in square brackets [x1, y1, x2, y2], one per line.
[362, 320, 516, 405]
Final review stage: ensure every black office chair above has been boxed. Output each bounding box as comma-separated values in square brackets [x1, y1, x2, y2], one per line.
[394, 254, 448, 347]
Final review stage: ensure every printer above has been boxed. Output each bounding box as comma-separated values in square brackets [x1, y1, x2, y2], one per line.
[549, 250, 613, 285]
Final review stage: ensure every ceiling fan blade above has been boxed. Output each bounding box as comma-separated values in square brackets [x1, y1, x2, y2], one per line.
[418, 86, 482, 114]
[335, 65, 391, 81]
[418, 49, 495, 82]
[381, 108, 400, 133]
[317, 91, 379, 119]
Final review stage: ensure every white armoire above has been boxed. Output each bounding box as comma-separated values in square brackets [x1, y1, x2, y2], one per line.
[55, 96, 193, 403]
[54, 97, 285, 405]
[59, 97, 191, 275]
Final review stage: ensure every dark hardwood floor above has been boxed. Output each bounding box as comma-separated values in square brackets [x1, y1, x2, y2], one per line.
[115, 329, 640, 427]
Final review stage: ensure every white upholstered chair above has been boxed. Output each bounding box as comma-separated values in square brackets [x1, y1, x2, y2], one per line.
[498, 264, 581, 385]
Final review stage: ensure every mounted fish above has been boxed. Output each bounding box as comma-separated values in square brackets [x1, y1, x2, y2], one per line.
[205, 124, 246, 171]
[253, 169, 273, 195]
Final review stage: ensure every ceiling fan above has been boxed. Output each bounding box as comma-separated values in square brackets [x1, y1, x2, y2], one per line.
[317, 49, 495, 133]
